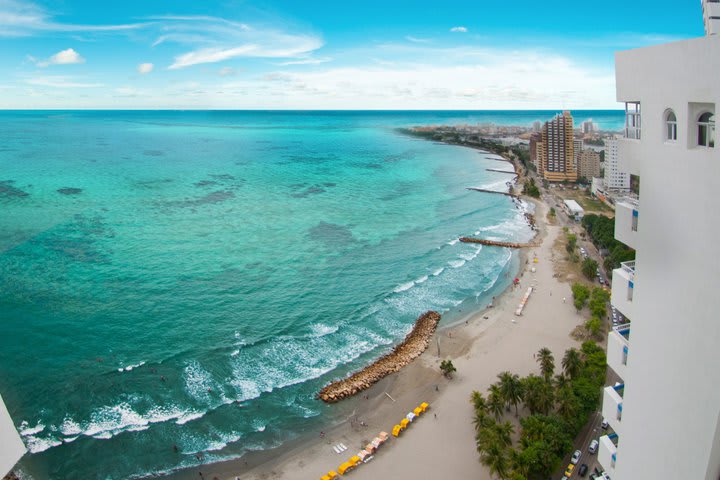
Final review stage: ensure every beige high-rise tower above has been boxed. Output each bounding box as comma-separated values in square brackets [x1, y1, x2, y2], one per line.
[538, 111, 578, 182]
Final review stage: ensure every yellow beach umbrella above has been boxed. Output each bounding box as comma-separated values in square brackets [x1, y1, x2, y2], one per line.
[328, 472, 338, 479]
[419, 402, 429, 412]
[400, 418, 410, 428]
[338, 462, 352, 475]
[413, 407, 422, 416]
[392, 424, 402, 437]
[349, 455, 361, 466]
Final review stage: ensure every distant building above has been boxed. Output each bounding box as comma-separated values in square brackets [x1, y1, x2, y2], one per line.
[573, 138, 584, 171]
[562, 199, 584, 220]
[604, 136, 630, 191]
[0, 394, 25, 478]
[532, 120, 542, 132]
[581, 119, 598, 133]
[578, 149, 601, 180]
[529, 132, 542, 166]
[538, 111, 578, 182]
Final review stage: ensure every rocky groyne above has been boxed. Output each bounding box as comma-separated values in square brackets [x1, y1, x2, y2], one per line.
[459, 237, 538, 248]
[317, 311, 441, 403]
[466, 187, 519, 198]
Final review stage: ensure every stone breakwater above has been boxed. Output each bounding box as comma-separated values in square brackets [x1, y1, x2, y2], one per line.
[459, 237, 538, 249]
[317, 311, 441, 403]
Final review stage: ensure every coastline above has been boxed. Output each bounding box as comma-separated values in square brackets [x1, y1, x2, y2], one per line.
[165, 143, 540, 480]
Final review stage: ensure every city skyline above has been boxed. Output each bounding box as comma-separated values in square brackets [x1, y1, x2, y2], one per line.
[0, 0, 706, 109]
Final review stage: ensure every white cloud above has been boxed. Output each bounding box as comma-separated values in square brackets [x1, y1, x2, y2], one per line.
[25, 75, 103, 88]
[137, 62, 154, 74]
[275, 57, 331, 66]
[218, 66, 236, 76]
[36, 48, 84, 67]
[0, 0, 148, 37]
[450, 26, 468, 33]
[145, 16, 323, 69]
[405, 36, 430, 43]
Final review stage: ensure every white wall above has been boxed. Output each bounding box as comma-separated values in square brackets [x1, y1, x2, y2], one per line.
[611, 33, 720, 480]
[613, 201, 638, 250]
[0, 394, 25, 477]
[606, 329, 629, 380]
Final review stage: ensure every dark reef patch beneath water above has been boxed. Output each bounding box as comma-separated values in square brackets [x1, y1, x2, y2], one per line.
[57, 187, 83, 195]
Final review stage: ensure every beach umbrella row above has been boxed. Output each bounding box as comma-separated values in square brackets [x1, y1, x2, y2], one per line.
[391, 402, 428, 437]
[321, 431, 390, 478]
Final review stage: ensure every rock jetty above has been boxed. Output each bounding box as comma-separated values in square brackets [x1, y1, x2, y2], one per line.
[466, 187, 519, 198]
[459, 237, 538, 248]
[317, 311, 441, 403]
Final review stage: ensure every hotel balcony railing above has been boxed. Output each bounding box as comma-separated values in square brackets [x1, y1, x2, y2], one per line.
[598, 433, 619, 475]
[607, 323, 630, 380]
[621, 261, 636, 280]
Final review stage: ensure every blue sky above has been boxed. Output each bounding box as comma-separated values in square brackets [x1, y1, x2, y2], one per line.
[0, 0, 706, 109]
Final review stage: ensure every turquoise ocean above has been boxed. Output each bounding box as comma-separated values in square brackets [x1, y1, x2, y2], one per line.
[0, 110, 623, 479]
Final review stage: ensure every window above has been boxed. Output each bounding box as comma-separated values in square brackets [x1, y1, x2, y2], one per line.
[665, 110, 677, 141]
[698, 112, 715, 148]
[625, 102, 641, 140]
[631, 209, 638, 232]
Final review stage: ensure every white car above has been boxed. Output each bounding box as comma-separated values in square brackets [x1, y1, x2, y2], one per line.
[571, 449, 582, 464]
[589, 439, 599, 454]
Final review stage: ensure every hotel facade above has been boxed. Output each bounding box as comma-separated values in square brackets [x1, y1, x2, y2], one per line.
[598, 2, 719, 479]
[537, 111, 578, 183]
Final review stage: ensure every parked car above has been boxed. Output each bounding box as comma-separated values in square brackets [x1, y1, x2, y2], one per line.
[571, 449, 582, 464]
[564, 463, 575, 477]
[589, 439, 599, 454]
[579, 463, 589, 477]
[601, 419, 609, 429]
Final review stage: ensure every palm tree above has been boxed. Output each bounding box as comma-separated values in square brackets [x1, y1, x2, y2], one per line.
[480, 442, 510, 480]
[498, 371, 524, 417]
[494, 421, 515, 448]
[473, 409, 492, 433]
[556, 385, 578, 420]
[554, 373, 569, 391]
[536, 347, 555, 381]
[471, 390, 488, 414]
[508, 448, 530, 478]
[488, 385, 505, 420]
[562, 347, 582, 380]
[522, 374, 554, 415]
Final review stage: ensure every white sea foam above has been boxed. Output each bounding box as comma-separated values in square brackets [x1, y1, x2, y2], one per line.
[19, 420, 45, 437]
[449, 259, 466, 269]
[118, 361, 145, 373]
[415, 275, 428, 284]
[432, 267, 444, 276]
[60, 417, 82, 436]
[230, 349, 240, 357]
[447, 238, 459, 246]
[309, 323, 339, 338]
[25, 436, 62, 453]
[176, 411, 205, 425]
[393, 281, 415, 293]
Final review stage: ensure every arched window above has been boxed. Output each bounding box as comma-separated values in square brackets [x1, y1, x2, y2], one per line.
[665, 110, 677, 141]
[698, 112, 715, 148]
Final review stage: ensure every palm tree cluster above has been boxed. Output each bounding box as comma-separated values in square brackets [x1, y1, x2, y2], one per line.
[471, 342, 606, 480]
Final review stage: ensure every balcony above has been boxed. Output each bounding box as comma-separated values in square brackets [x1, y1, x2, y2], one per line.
[607, 324, 630, 380]
[614, 199, 639, 249]
[598, 434, 618, 477]
[602, 383, 624, 436]
[611, 261, 636, 319]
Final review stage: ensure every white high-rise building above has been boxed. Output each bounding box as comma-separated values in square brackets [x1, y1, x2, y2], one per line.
[0, 394, 25, 477]
[598, 2, 719, 479]
[603, 136, 630, 191]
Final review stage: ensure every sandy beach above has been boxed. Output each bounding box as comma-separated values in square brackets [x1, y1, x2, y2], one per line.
[169, 194, 586, 480]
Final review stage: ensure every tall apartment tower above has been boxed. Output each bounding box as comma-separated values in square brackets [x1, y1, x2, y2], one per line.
[538, 111, 577, 182]
[603, 136, 630, 191]
[597, 2, 719, 479]
[0, 394, 25, 477]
